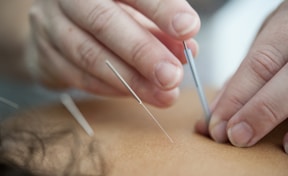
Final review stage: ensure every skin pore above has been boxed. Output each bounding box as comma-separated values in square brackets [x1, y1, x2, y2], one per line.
[0, 89, 288, 176]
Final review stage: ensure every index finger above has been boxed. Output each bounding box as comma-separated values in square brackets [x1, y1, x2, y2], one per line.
[120, 0, 200, 39]
[59, 0, 185, 90]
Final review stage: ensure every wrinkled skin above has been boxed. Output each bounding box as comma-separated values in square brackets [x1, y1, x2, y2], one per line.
[1, 90, 288, 175]
[197, 1, 288, 152]
[25, 0, 200, 107]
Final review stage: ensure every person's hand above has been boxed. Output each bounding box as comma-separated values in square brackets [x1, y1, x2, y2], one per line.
[24, 0, 200, 107]
[198, 1, 288, 152]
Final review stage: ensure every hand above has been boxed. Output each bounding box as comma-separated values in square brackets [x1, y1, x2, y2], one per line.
[199, 1, 288, 151]
[24, 0, 200, 107]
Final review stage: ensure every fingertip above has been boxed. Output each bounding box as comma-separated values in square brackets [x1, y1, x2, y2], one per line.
[209, 116, 228, 143]
[172, 12, 201, 39]
[155, 62, 183, 90]
[227, 121, 254, 147]
[195, 119, 209, 136]
[124, 0, 201, 39]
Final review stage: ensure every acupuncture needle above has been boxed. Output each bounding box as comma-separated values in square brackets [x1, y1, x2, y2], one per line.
[183, 41, 211, 123]
[0, 97, 19, 109]
[105, 60, 174, 143]
[60, 93, 94, 137]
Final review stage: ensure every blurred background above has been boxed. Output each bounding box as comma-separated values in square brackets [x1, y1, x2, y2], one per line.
[184, 0, 283, 88]
[0, 0, 284, 117]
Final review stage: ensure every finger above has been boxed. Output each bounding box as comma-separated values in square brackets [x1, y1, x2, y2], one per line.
[151, 30, 199, 63]
[42, 3, 179, 107]
[195, 119, 209, 137]
[283, 132, 288, 154]
[209, 3, 288, 143]
[59, 0, 184, 90]
[227, 64, 288, 147]
[32, 29, 122, 95]
[120, 0, 200, 39]
[195, 88, 223, 136]
[119, 3, 199, 63]
[29, 2, 122, 95]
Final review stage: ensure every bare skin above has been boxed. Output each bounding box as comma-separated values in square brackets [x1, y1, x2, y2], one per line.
[0, 0, 200, 107]
[24, 0, 200, 107]
[201, 1, 288, 151]
[2, 0, 288, 153]
[1, 90, 288, 175]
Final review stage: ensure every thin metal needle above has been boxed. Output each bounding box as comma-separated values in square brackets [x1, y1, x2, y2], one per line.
[0, 97, 19, 109]
[60, 94, 95, 137]
[105, 60, 174, 143]
[183, 41, 211, 123]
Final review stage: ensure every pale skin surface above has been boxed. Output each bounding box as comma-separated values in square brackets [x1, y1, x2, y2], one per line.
[0, 0, 200, 108]
[1, 0, 288, 151]
[201, 1, 288, 151]
[1, 90, 288, 176]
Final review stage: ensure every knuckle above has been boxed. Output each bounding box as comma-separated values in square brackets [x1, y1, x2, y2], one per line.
[149, 0, 162, 20]
[249, 46, 283, 82]
[131, 0, 162, 20]
[87, 3, 117, 34]
[226, 93, 245, 110]
[130, 40, 152, 67]
[77, 39, 100, 71]
[257, 99, 279, 124]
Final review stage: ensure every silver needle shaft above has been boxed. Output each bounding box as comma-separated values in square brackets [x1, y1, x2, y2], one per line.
[183, 41, 211, 123]
[0, 97, 19, 109]
[60, 94, 95, 137]
[105, 60, 174, 143]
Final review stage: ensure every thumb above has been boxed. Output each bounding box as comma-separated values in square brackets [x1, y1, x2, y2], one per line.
[209, 1, 288, 145]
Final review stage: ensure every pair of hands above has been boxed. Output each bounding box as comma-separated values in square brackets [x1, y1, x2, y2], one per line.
[26, 0, 288, 151]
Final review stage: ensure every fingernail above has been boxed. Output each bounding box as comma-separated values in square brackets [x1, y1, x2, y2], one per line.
[210, 118, 228, 143]
[155, 62, 182, 89]
[173, 13, 198, 36]
[228, 122, 253, 147]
